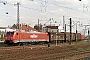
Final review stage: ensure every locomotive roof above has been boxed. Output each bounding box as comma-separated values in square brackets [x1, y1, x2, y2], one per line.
[17, 30, 48, 34]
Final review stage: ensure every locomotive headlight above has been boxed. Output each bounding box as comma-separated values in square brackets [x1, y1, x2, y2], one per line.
[5, 37, 7, 40]
[11, 37, 13, 40]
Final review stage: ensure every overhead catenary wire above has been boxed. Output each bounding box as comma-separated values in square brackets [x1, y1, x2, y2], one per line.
[29, 0, 90, 21]
[1, 0, 90, 24]
[3, 1, 90, 20]
[0, 0, 84, 19]
[2, 0, 90, 17]
[20, 5, 90, 21]
[37, 0, 90, 14]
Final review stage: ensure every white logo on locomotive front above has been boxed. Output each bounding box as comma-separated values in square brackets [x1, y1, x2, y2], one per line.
[30, 34, 38, 38]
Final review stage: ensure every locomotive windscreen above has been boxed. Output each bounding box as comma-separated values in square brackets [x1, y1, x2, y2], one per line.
[6, 32, 14, 36]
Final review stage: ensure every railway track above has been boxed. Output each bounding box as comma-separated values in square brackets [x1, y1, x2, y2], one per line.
[0, 45, 90, 60]
[30, 51, 90, 60]
[0, 41, 90, 60]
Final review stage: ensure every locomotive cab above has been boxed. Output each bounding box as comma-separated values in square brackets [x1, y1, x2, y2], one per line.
[4, 31, 14, 44]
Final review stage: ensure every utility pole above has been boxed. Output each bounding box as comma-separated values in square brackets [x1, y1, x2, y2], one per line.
[15, 2, 20, 30]
[56, 33, 57, 46]
[75, 21, 80, 43]
[17, 2, 20, 30]
[0, 1, 20, 30]
[76, 24, 78, 43]
[83, 25, 90, 39]
[63, 16, 65, 31]
[88, 28, 89, 41]
[38, 19, 39, 31]
[69, 18, 72, 45]
[64, 24, 66, 43]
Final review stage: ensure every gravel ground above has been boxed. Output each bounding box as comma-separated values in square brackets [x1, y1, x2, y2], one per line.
[0, 40, 90, 60]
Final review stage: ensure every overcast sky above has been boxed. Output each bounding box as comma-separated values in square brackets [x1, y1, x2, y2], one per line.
[0, 0, 90, 33]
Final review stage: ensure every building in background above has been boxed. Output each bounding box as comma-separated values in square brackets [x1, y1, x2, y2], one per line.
[41, 24, 64, 32]
[11, 23, 38, 32]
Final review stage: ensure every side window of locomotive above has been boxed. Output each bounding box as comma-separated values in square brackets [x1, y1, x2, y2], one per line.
[16, 33, 18, 35]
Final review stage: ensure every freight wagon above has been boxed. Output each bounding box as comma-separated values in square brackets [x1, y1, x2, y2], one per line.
[50, 32, 82, 43]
